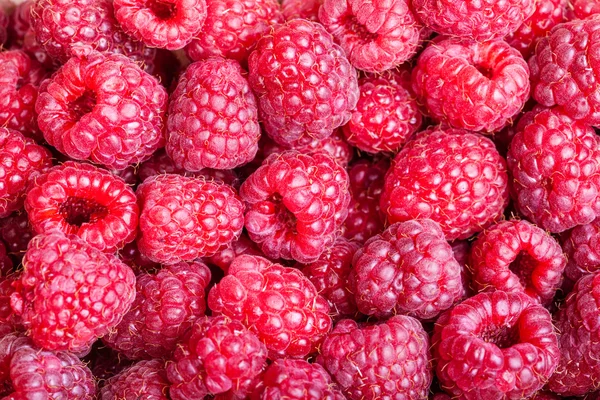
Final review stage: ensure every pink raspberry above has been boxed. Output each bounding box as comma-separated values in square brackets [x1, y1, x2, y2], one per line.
[35, 50, 168, 170]
[206, 233, 264, 273]
[318, 0, 423, 72]
[100, 359, 169, 400]
[247, 19, 359, 145]
[166, 58, 260, 171]
[208, 254, 332, 359]
[23, 27, 58, 70]
[381, 128, 509, 241]
[317, 316, 432, 400]
[281, 0, 322, 21]
[561, 218, 600, 283]
[412, 37, 530, 133]
[433, 291, 559, 399]
[240, 151, 350, 263]
[137, 174, 244, 264]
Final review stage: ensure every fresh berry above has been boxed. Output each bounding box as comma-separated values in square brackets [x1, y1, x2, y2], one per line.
[412, 37, 530, 133]
[281, 0, 322, 21]
[247, 19, 359, 145]
[567, 0, 600, 19]
[118, 241, 160, 274]
[7, 0, 32, 47]
[561, 217, 600, 283]
[10, 230, 136, 353]
[317, 316, 432, 400]
[433, 291, 559, 399]
[381, 128, 509, 241]
[35, 49, 168, 170]
[0, 276, 19, 330]
[100, 359, 169, 400]
[208, 254, 332, 359]
[22, 27, 58, 70]
[240, 151, 350, 263]
[0, 212, 34, 260]
[137, 174, 244, 264]
[206, 233, 264, 273]
[318, 0, 423, 72]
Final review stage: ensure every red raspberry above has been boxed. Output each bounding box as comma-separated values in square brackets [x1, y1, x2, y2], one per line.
[100, 359, 169, 400]
[381, 128, 509, 241]
[118, 241, 160, 274]
[0, 128, 52, 219]
[184, 0, 283, 64]
[247, 19, 359, 145]
[166, 58, 260, 171]
[318, 0, 422, 72]
[0, 246, 13, 277]
[507, 107, 600, 233]
[10, 230, 136, 353]
[35, 50, 168, 170]
[7, 0, 31, 47]
[23, 27, 59, 70]
[317, 316, 432, 400]
[25, 162, 139, 253]
[0, 212, 34, 260]
[281, 0, 322, 21]
[0, 276, 19, 330]
[567, 0, 600, 19]
[561, 218, 600, 283]
[433, 291, 559, 399]
[251, 358, 344, 400]
[240, 151, 350, 263]
[206, 233, 264, 273]
[208, 254, 332, 359]
[167, 315, 268, 399]
[412, 37, 530, 133]
[137, 174, 244, 264]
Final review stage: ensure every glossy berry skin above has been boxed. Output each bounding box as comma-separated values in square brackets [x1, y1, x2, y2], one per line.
[317, 316, 432, 400]
[167, 316, 267, 399]
[137, 174, 244, 264]
[0, 128, 52, 219]
[412, 37, 530, 133]
[281, 0, 322, 21]
[561, 218, 600, 283]
[318, 0, 422, 73]
[10, 231, 136, 353]
[433, 291, 559, 400]
[167, 58, 260, 171]
[103, 260, 211, 360]
[25, 162, 138, 253]
[381, 128, 509, 241]
[35, 50, 168, 171]
[507, 108, 600, 233]
[208, 255, 332, 359]
[240, 151, 351, 263]
[247, 19, 359, 146]
[100, 359, 169, 400]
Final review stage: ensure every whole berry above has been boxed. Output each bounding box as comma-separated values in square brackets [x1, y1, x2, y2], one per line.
[561, 217, 600, 283]
[100, 359, 169, 400]
[281, 0, 322, 21]
[381, 128, 509, 241]
[240, 151, 350, 263]
[317, 316, 432, 400]
[208, 254, 332, 359]
[247, 19, 359, 145]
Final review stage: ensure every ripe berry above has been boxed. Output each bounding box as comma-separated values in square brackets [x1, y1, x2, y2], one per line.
[206, 233, 264, 273]
[7, 0, 32, 47]
[561, 218, 600, 283]
[0, 212, 34, 259]
[281, 0, 322, 21]
[100, 359, 169, 400]
[567, 0, 600, 18]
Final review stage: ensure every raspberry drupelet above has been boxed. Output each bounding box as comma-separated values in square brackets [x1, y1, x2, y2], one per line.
[567, 0, 600, 19]
[100, 359, 169, 400]
[561, 217, 600, 283]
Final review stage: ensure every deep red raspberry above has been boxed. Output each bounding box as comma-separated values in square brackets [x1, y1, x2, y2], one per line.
[101, 359, 169, 400]
[35, 50, 167, 170]
[567, 0, 600, 19]
[208, 254, 332, 359]
[381, 128, 509, 241]
[561, 217, 600, 283]
[0, 212, 34, 260]
[0, 246, 13, 278]
[25, 162, 139, 253]
[167, 58, 260, 171]
[247, 19, 359, 145]
[7, 0, 31, 47]
[167, 315, 268, 399]
[433, 291, 559, 399]
[137, 174, 244, 264]
[318, 0, 422, 72]
[240, 151, 350, 263]
[318, 316, 431, 400]
[507, 107, 600, 233]
[206, 233, 264, 273]
[10, 230, 136, 353]
[412, 37, 530, 133]
[185, 0, 283, 64]
[281, 0, 322, 21]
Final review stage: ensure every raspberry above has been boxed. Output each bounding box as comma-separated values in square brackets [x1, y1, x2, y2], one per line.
[413, 0, 534, 40]
[0, 212, 34, 259]
[137, 174, 244, 264]
[25, 162, 139, 253]
[166, 58, 260, 171]
[317, 316, 432, 400]
[0, 9, 7, 46]
[240, 151, 350, 263]
[252, 358, 345, 400]
[561, 218, 600, 283]
[0, 246, 13, 277]
[281, 0, 322, 21]
[167, 315, 268, 399]
[0, 128, 52, 219]
[433, 291, 559, 399]
[23, 27, 59, 70]
[507, 107, 600, 233]
[118, 241, 160, 275]
[10, 230, 136, 353]
[567, 0, 600, 19]
[318, 0, 422, 72]
[206, 233, 264, 273]
[100, 359, 169, 400]
[247, 19, 359, 145]
[7, 0, 32, 47]
[381, 128, 509, 241]
[0, 276, 19, 330]
[208, 254, 332, 359]
[412, 37, 530, 133]
[35, 50, 168, 170]
[184, 0, 283, 64]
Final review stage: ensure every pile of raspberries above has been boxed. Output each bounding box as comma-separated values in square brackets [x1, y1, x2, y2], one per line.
[4, 0, 600, 398]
